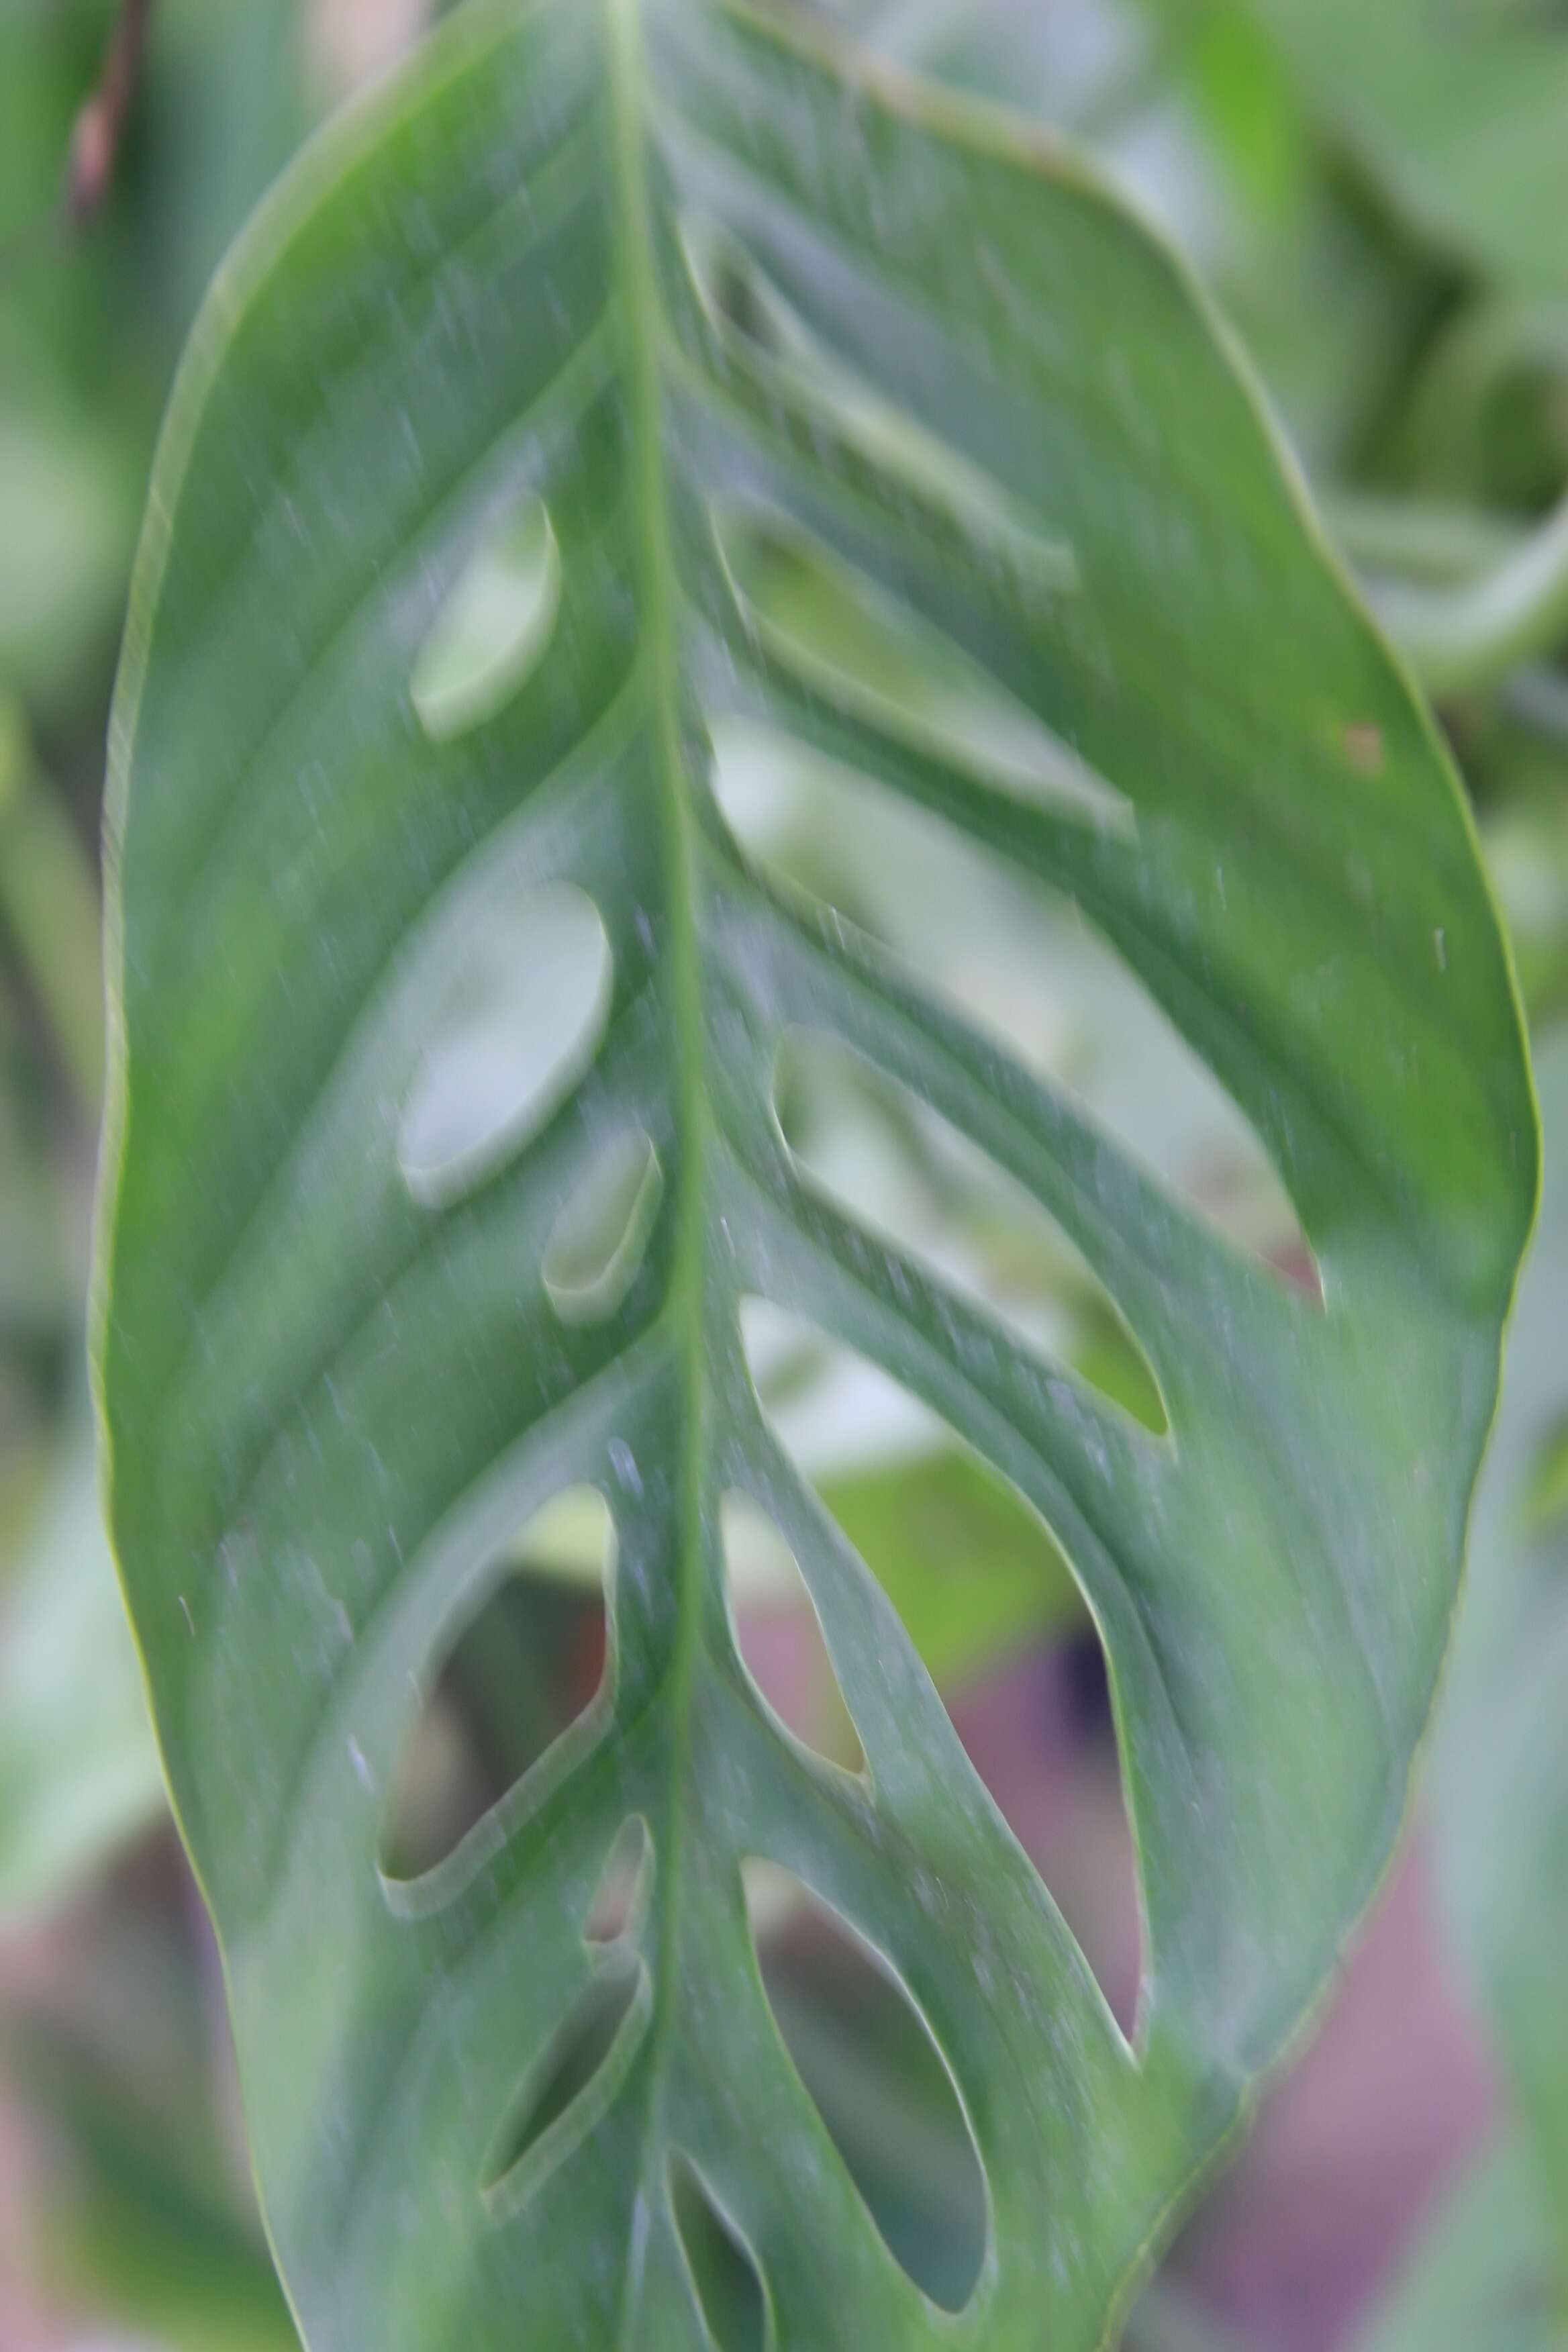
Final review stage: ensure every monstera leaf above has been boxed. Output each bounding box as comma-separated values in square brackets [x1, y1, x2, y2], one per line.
[1252, 0, 1568, 295]
[95, 1, 1534, 2345]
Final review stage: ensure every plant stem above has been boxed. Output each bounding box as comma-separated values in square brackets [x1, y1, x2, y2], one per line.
[67, 0, 155, 225]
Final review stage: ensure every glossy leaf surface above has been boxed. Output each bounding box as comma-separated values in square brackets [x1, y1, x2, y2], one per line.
[96, 1, 1536, 2344]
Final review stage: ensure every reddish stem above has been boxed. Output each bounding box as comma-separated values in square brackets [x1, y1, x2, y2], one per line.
[66, 0, 154, 226]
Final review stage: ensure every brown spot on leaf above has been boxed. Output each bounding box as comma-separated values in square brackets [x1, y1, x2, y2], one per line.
[1342, 723, 1385, 777]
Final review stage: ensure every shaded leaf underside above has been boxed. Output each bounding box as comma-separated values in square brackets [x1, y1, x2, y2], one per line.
[97, 1, 1535, 2345]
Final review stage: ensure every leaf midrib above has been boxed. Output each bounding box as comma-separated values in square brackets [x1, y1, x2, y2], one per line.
[604, 0, 719, 2331]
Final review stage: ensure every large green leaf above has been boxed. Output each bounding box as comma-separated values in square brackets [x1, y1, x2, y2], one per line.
[1251, 0, 1568, 295]
[95, 2, 1535, 2344]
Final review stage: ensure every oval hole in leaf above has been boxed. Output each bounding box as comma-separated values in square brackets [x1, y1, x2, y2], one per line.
[714, 722, 1316, 1292]
[380, 1488, 612, 1885]
[950, 1633, 1144, 2038]
[722, 1492, 865, 1775]
[544, 1128, 665, 1326]
[740, 1297, 1085, 1692]
[741, 1862, 987, 2312]
[411, 491, 561, 742]
[777, 1028, 1168, 1436]
[398, 882, 612, 1209]
[482, 1953, 648, 2214]
[585, 1815, 653, 1947]
[670, 2153, 769, 2352]
[742, 1303, 1143, 2026]
[714, 504, 1126, 832]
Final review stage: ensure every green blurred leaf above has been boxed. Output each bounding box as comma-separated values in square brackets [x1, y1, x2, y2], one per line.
[1252, 0, 1568, 295]
[1483, 800, 1568, 1024]
[97, 2, 1534, 2343]
[0, 698, 108, 1114]
[23, 2029, 299, 2352]
[1356, 2135, 1559, 2352]
[144, 0, 313, 328]
[0, 1415, 165, 1924]
[1424, 1027, 1568, 2320]
[0, 407, 140, 708]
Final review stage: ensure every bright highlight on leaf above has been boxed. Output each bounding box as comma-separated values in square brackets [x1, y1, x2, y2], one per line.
[94, 0, 1536, 2345]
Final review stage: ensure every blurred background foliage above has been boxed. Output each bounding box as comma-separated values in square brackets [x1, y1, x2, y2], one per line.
[2, 0, 1567, 2344]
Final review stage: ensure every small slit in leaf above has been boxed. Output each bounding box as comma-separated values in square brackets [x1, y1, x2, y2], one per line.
[379, 1489, 612, 1886]
[713, 503, 1125, 831]
[585, 1815, 652, 1946]
[682, 213, 1076, 599]
[398, 881, 612, 1209]
[740, 1299, 1087, 1695]
[722, 1492, 865, 1774]
[742, 1862, 987, 2313]
[712, 726, 1314, 1288]
[411, 491, 561, 741]
[544, 1128, 665, 1325]
[949, 1636, 1144, 2037]
[776, 1028, 1169, 1436]
[670, 2153, 769, 2352]
[482, 1955, 646, 2212]
[742, 1305, 1143, 2024]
